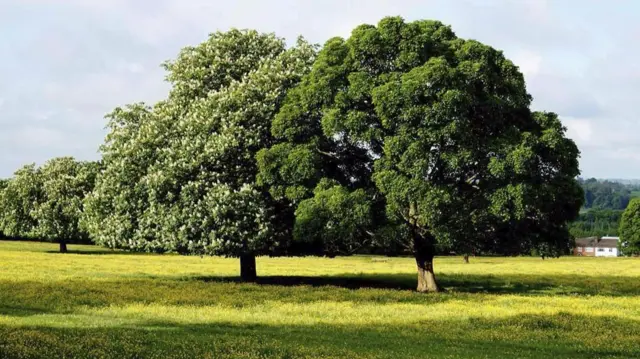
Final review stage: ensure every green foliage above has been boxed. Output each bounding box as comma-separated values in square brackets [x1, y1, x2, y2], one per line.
[0, 164, 43, 238]
[567, 180, 637, 238]
[32, 157, 98, 244]
[619, 198, 640, 255]
[579, 178, 631, 210]
[257, 16, 583, 289]
[569, 209, 622, 238]
[293, 179, 373, 256]
[85, 30, 317, 264]
[0, 159, 97, 247]
[83, 103, 168, 251]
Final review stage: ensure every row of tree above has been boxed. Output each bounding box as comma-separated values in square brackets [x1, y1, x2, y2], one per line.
[0, 158, 99, 252]
[578, 178, 633, 210]
[0, 17, 589, 291]
[568, 179, 639, 239]
[569, 209, 622, 238]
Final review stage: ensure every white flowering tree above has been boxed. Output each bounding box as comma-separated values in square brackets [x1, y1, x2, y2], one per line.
[85, 29, 316, 280]
[32, 157, 98, 252]
[0, 159, 97, 252]
[0, 164, 43, 240]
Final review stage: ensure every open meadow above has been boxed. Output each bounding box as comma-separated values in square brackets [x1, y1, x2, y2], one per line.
[0, 240, 639, 358]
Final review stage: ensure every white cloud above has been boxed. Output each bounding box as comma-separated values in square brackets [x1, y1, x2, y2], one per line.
[114, 60, 145, 74]
[29, 110, 56, 121]
[126, 62, 145, 74]
[563, 118, 593, 145]
[511, 50, 543, 78]
[3, 126, 65, 149]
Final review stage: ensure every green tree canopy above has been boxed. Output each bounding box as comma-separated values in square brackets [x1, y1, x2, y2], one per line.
[257, 17, 583, 292]
[0, 159, 97, 252]
[0, 164, 43, 239]
[33, 157, 98, 252]
[85, 29, 317, 280]
[619, 198, 640, 256]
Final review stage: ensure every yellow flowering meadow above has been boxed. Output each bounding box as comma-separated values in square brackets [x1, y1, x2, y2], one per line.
[0, 240, 639, 358]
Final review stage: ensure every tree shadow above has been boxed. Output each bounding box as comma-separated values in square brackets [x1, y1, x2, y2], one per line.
[192, 272, 640, 296]
[194, 274, 415, 290]
[43, 249, 145, 255]
[0, 313, 638, 358]
[0, 305, 51, 317]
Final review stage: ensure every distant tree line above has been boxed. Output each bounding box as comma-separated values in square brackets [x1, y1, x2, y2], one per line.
[578, 178, 632, 210]
[0, 17, 596, 291]
[569, 209, 622, 238]
[569, 178, 640, 240]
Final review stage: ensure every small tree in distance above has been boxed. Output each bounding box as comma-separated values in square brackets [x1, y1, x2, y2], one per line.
[0, 164, 43, 240]
[619, 198, 640, 256]
[33, 157, 98, 253]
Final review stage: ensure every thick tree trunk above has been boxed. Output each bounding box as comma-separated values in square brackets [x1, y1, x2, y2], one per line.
[408, 201, 440, 293]
[240, 254, 257, 282]
[59, 241, 67, 253]
[416, 253, 439, 292]
[463, 255, 469, 264]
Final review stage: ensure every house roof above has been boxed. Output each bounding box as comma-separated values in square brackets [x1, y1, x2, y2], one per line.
[575, 236, 618, 248]
[575, 237, 598, 247]
[597, 238, 618, 248]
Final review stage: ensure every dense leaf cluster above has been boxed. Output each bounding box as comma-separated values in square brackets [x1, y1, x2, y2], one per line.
[84, 30, 317, 261]
[619, 198, 640, 255]
[0, 158, 98, 250]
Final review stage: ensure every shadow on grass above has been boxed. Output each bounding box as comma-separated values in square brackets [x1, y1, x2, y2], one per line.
[0, 313, 638, 358]
[195, 274, 415, 290]
[0, 305, 50, 317]
[193, 272, 640, 296]
[43, 249, 146, 256]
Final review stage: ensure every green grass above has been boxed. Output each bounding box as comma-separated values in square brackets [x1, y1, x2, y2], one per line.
[1, 241, 639, 358]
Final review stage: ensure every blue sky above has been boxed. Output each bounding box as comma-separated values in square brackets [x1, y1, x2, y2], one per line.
[0, 0, 639, 178]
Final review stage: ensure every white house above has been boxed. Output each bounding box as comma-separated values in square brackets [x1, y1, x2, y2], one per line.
[574, 236, 619, 257]
[596, 237, 619, 257]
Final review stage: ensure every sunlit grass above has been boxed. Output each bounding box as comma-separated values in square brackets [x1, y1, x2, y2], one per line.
[1, 240, 639, 358]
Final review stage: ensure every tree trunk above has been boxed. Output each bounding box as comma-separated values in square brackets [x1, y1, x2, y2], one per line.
[59, 241, 67, 253]
[463, 254, 469, 264]
[416, 251, 439, 292]
[240, 254, 257, 282]
[408, 201, 440, 293]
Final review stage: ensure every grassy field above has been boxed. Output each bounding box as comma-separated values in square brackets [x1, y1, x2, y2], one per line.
[0, 241, 639, 358]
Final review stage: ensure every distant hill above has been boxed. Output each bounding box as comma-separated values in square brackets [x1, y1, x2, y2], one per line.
[569, 178, 640, 238]
[578, 178, 632, 210]
[602, 179, 640, 186]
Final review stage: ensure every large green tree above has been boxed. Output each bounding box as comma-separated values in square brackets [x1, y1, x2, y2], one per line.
[85, 29, 316, 280]
[619, 198, 640, 256]
[258, 17, 582, 292]
[32, 157, 98, 253]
